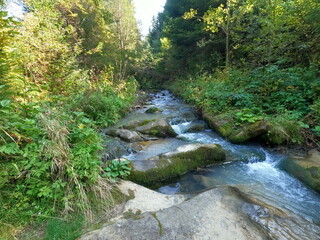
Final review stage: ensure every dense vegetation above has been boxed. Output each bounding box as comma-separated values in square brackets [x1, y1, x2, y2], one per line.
[0, 0, 140, 239]
[1, 0, 320, 238]
[147, 0, 320, 146]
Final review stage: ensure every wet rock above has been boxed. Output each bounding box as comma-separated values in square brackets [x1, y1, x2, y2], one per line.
[130, 142, 143, 152]
[202, 110, 268, 144]
[202, 111, 234, 137]
[102, 137, 131, 160]
[228, 121, 268, 144]
[106, 129, 143, 143]
[282, 149, 320, 193]
[81, 186, 266, 240]
[128, 143, 226, 185]
[185, 120, 207, 133]
[145, 107, 163, 114]
[135, 119, 177, 138]
[122, 119, 155, 130]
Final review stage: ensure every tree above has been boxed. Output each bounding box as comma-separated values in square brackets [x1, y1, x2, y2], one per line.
[184, 0, 254, 68]
[107, 0, 140, 81]
[0, 10, 21, 100]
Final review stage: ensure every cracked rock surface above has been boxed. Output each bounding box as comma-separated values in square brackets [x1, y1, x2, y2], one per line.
[81, 181, 267, 240]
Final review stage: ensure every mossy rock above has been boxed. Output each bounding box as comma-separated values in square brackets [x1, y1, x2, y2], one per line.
[135, 119, 177, 138]
[263, 120, 302, 146]
[228, 121, 268, 144]
[280, 149, 320, 193]
[185, 121, 207, 133]
[202, 110, 268, 144]
[202, 111, 233, 137]
[128, 144, 226, 186]
[281, 159, 320, 193]
[122, 119, 154, 130]
[145, 107, 163, 114]
[105, 129, 143, 142]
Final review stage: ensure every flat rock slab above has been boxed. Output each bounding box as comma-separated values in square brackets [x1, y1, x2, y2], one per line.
[81, 186, 267, 240]
[117, 181, 185, 214]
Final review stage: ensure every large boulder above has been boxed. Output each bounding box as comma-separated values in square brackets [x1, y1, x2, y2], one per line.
[81, 185, 267, 240]
[145, 107, 163, 114]
[106, 129, 144, 143]
[202, 110, 268, 144]
[281, 149, 320, 193]
[228, 121, 268, 143]
[128, 143, 226, 185]
[135, 119, 177, 138]
[122, 119, 156, 130]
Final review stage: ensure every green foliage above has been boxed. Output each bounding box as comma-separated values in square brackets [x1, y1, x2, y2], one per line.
[266, 114, 303, 145]
[313, 126, 320, 137]
[235, 109, 262, 124]
[0, 0, 141, 238]
[102, 159, 132, 181]
[0, 11, 21, 100]
[73, 91, 130, 126]
[0, 102, 105, 218]
[44, 216, 84, 240]
[169, 64, 319, 144]
[148, 0, 320, 79]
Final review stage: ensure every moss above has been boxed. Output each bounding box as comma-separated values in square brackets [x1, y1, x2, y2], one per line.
[145, 107, 162, 114]
[128, 146, 226, 186]
[217, 123, 233, 137]
[280, 158, 320, 193]
[140, 125, 177, 138]
[111, 187, 128, 205]
[229, 121, 268, 144]
[151, 213, 163, 236]
[123, 209, 144, 220]
[126, 189, 135, 200]
[203, 110, 269, 144]
[202, 110, 233, 138]
[123, 119, 155, 129]
[150, 129, 159, 136]
[137, 119, 154, 127]
[264, 116, 303, 145]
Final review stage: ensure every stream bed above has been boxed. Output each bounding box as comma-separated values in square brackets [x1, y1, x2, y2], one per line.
[120, 91, 320, 240]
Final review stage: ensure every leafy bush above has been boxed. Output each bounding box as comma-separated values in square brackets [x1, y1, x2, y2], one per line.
[73, 91, 129, 126]
[169, 65, 320, 144]
[0, 100, 113, 229]
[102, 159, 132, 181]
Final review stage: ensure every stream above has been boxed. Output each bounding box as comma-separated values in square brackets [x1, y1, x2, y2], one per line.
[120, 90, 320, 240]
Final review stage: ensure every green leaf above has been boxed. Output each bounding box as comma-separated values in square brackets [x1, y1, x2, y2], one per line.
[111, 172, 118, 178]
[0, 100, 11, 107]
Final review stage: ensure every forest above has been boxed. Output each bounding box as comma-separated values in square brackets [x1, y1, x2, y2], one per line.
[0, 0, 319, 239]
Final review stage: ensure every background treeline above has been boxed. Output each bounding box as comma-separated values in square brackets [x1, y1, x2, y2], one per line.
[146, 0, 320, 145]
[0, 0, 142, 238]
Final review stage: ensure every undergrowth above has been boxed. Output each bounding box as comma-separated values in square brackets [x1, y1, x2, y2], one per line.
[0, 86, 136, 239]
[168, 65, 320, 146]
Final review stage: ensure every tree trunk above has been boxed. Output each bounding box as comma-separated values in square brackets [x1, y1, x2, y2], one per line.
[226, 0, 230, 68]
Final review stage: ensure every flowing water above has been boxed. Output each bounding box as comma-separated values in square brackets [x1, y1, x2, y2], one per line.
[122, 91, 320, 240]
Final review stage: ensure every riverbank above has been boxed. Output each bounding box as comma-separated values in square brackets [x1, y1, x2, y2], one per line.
[79, 90, 320, 240]
[165, 68, 320, 150]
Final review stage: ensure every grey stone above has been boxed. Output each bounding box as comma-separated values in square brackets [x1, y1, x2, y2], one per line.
[135, 119, 177, 138]
[106, 129, 143, 142]
[81, 185, 267, 240]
